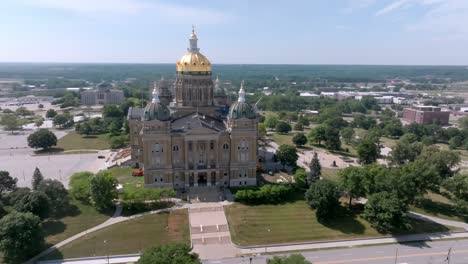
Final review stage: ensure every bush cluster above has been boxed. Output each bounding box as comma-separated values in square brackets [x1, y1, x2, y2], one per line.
[235, 184, 293, 203]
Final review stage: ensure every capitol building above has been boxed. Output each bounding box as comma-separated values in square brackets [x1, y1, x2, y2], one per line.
[127, 28, 258, 189]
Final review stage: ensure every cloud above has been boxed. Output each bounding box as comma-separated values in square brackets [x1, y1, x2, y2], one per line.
[375, 0, 412, 16]
[340, 0, 376, 14]
[19, 0, 234, 24]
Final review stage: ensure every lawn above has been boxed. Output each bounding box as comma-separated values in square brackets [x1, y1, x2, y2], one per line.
[107, 166, 144, 192]
[269, 132, 295, 146]
[411, 192, 468, 223]
[42, 209, 190, 260]
[56, 131, 111, 151]
[225, 201, 461, 246]
[321, 168, 340, 182]
[43, 199, 112, 246]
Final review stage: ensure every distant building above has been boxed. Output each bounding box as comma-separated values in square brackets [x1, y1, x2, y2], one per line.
[374, 96, 394, 104]
[81, 83, 124, 105]
[299, 92, 319, 97]
[403, 105, 450, 125]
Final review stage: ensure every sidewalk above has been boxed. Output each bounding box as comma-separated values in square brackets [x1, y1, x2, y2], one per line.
[238, 231, 468, 255]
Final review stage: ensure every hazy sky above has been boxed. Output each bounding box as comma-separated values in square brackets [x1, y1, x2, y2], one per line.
[1, 0, 468, 65]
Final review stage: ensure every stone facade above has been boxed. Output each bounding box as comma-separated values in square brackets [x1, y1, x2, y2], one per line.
[127, 29, 258, 189]
[81, 86, 124, 105]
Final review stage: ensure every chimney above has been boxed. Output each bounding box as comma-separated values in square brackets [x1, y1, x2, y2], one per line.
[210, 121, 214, 128]
[186, 122, 191, 129]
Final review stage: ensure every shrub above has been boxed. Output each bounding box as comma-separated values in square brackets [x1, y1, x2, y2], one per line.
[235, 184, 293, 204]
[69, 172, 93, 203]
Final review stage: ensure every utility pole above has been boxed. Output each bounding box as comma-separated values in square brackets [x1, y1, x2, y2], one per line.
[446, 247, 452, 264]
[394, 247, 398, 264]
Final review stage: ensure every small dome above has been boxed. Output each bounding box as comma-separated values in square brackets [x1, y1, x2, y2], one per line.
[143, 89, 171, 121]
[228, 81, 256, 119]
[228, 101, 256, 119]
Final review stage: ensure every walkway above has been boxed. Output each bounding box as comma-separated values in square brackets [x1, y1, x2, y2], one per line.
[409, 212, 468, 231]
[188, 202, 239, 260]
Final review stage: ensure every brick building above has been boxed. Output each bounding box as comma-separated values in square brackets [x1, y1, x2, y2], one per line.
[402, 105, 450, 125]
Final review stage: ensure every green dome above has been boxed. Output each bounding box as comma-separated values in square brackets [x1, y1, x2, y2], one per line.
[143, 89, 171, 121]
[228, 101, 256, 119]
[143, 103, 170, 121]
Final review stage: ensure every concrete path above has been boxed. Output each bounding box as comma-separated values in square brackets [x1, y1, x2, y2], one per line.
[238, 231, 468, 255]
[188, 202, 239, 260]
[409, 212, 468, 230]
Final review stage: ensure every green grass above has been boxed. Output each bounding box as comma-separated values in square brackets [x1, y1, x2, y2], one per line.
[380, 137, 398, 148]
[56, 131, 111, 151]
[42, 199, 112, 246]
[411, 192, 468, 223]
[43, 209, 190, 260]
[269, 132, 295, 146]
[321, 168, 340, 182]
[225, 201, 461, 246]
[106, 167, 144, 192]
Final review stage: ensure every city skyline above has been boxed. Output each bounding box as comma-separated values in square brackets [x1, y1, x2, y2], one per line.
[1, 0, 468, 65]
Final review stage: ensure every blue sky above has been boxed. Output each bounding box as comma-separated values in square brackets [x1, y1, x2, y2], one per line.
[1, 0, 467, 65]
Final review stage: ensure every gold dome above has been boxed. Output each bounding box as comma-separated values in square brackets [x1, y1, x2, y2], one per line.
[176, 27, 211, 73]
[176, 52, 211, 73]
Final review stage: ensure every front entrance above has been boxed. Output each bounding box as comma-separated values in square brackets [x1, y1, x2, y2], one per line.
[197, 172, 207, 186]
[210, 172, 216, 186]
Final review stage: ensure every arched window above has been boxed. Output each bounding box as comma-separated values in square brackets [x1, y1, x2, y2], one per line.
[222, 143, 229, 150]
[172, 145, 179, 151]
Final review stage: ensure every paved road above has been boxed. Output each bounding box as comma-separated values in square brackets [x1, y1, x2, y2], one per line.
[206, 239, 468, 264]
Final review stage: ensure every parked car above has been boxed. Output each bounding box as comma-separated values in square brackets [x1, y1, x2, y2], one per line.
[97, 155, 105, 159]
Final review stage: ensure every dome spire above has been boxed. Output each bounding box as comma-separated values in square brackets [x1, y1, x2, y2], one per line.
[238, 81, 246, 102]
[151, 88, 160, 103]
[188, 25, 199, 53]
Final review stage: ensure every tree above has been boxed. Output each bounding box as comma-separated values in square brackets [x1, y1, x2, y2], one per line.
[276, 144, 298, 169]
[357, 138, 379, 165]
[293, 123, 304, 131]
[265, 116, 279, 129]
[268, 254, 311, 264]
[0, 171, 17, 199]
[14, 191, 50, 219]
[323, 126, 341, 150]
[27, 129, 57, 150]
[308, 152, 321, 184]
[417, 146, 460, 178]
[110, 135, 128, 149]
[363, 191, 408, 232]
[292, 133, 307, 147]
[15, 107, 32, 117]
[69, 172, 93, 203]
[449, 135, 463, 149]
[305, 180, 340, 220]
[89, 171, 118, 211]
[399, 133, 418, 144]
[137, 243, 201, 264]
[37, 179, 70, 217]
[339, 167, 366, 208]
[459, 116, 468, 130]
[79, 122, 92, 137]
[34, 117, 44, 128]
[258, 123, 267, 137]
[0, 114, 19, 133]
[388, 141, 423, 166]
[340, 127, 355, 144]
[443, 174, 468, 201]
[275, 121, 292, 134]
[308, 126, 326, 145]
[103, 104, 124, 118]
[45, 109, 57, 118]
[0, 211, 45, 264]
[32, 167, 44, 190]
[0, 202, 6, 219]
[294, 168, 308, 189]
[53, 114, 73, 128]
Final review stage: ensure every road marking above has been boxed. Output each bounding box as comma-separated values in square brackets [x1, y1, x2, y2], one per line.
[315, 249, 468, 264]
